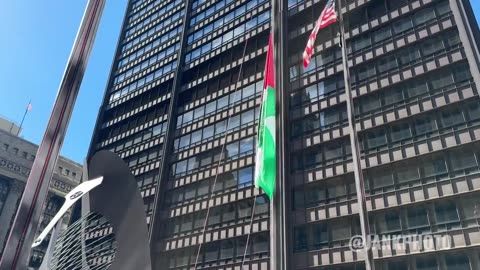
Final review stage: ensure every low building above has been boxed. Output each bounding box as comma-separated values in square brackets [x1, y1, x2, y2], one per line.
[0, 117, 82, 269]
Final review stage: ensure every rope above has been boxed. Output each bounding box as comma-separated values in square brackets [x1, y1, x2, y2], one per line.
[192, 32, 253, 269]
[240, 194, 258, 269]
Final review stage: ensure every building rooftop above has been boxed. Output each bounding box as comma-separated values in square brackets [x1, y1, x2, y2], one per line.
[0, 116, 21, 136]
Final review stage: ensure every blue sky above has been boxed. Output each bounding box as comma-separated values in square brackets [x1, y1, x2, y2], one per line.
[0, 1, 479, 164]
[0, 0, 127, 164]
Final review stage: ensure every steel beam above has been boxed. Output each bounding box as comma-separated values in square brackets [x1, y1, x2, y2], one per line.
[271, 0, 288, 269]
[336, 0, 375, 269]
[0, 1, 105, 268]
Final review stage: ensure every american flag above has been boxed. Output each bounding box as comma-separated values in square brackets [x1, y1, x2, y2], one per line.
[27, 103, 33, 111]
[303, 0, 338, 67]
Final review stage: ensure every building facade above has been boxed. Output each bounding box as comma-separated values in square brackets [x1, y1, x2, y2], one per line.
[87, 0, 480, 269]
[0, 118, 82, 269]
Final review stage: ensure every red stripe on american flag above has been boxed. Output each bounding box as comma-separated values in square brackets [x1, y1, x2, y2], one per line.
[303, 0, 338, 67]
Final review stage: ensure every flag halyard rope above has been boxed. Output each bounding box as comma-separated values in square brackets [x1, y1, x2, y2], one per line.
[192, 29, 256, 269]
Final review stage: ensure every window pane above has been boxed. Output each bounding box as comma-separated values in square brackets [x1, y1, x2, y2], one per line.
[423, 158, 447, 177]
[435, 201, 459, 224]
[312, 223, 328, 247]
[204, 244, 218, 262]
[191, 130, 202, 144]
[203, 125, 214, 139]
[331, 221, 351, 241]
[388, 260, 408, 270]
[414, 117, 436, 135]
[450, 151, 477, 171]
[371, 170, 393, 189]
[383, 89, 404, 106]
[407, 207, 429, 228]
[208, 207, 221, 226]
[215, 121, 227, 134]
[445, 253, 470, 270]
[399, 47, 421, 65]
[393, 18, 413, 34]
[377, 211, 401, 233]
[397, 165, 420, 184]
[256, 196, 269, 214]
[238, 199, 252, 218]
[416, 257, 437, 270]
[467, 103, 480, 121]
[461, 197, 480, 220]
[365, 129, 387, 149]
[377, 56, 398, 73]
[414, 7, 435, 25]
[422, 37, 444, 55]
[373, 27, 392, 43]
[220, 240, 234, 259]
[239, 136, 254, 154]
[239, 167, 253, 187]
[198, 181, 209, 196]
[226, 142, 239, 158]
[223, 204, 235, 222]
[241, 110, 254, 125]
[294, 226, 308, 251]
[430, 73, 454, 89]
[390, 123, 411, 142]
[439, 109, 464, 128]
[229, 115, 241, 130]
[407, 81, 428, 98]
[324, 142, 343, 160]
[252, 234, 269, 253]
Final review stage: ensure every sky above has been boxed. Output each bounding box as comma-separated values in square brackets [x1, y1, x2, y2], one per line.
[0, 0, 127, 164]
[0, 1, 479, 164]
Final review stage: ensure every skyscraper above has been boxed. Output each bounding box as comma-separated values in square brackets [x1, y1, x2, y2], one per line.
[88, 0, 480, 269]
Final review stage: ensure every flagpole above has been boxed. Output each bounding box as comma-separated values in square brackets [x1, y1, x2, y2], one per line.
[336, 1, 375, 269]
[270, 0, 279, 264]
[0, 0, 105, 268]
[271, 0, 287, 269]
[17, 100, 31, 136]
[270, 0, 280, 269]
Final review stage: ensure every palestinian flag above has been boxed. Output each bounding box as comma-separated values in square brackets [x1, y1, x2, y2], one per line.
[254, 34, 276, 200]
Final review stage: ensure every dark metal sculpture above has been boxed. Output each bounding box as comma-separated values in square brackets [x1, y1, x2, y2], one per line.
[87, 150, 152, 270]
[32, 150, 152, 270]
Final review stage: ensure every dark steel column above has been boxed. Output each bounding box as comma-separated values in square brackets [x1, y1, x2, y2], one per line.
[149, 0, 194, 255]
[0, 1, 105, 268]
[272, 0, 288, 269]
[337, 0, 375, 269]
[81, 159, 90, 269]
[279, 0, 292, 268]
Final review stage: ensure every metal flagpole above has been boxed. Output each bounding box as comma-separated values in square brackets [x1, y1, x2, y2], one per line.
[271, 0, 287, 269]
[18, 100, 31, 136]
[0, 0, 105, 268]
[336, 0, 375, 269]
[270, 0, 277, 267]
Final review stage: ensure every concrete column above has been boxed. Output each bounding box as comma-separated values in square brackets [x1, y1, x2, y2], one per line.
[0, 180, 24, 254]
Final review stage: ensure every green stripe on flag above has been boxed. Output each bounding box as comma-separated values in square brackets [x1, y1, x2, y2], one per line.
[254, 86, 276, 199]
